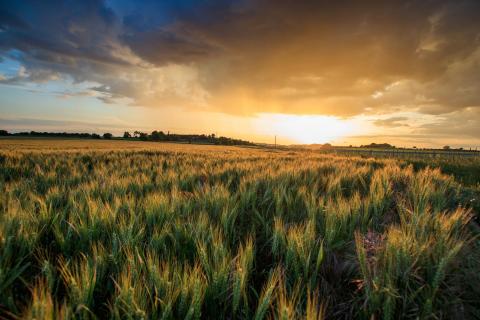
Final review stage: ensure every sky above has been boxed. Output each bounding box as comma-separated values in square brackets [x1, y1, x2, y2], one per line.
[1, 0, 480, 148]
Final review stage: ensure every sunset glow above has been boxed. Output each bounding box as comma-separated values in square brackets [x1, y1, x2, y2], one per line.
[254, 114, 362, 145]
[0, 1, 479, 147]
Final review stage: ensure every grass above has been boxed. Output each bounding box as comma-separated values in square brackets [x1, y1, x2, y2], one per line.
[0, 139, 479, 319]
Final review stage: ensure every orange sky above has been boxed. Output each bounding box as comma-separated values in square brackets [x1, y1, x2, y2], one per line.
[1, 1, 480, 148]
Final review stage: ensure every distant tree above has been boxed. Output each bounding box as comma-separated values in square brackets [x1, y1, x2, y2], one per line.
[123, 131, 131, 138]
[0, 130, 9, 136]
[91, 133, 101, 139]
[103, 133, 113, 139]
[443, 145, 451, 150]
[323, 143, 332, 148]
[360, 143, 395, 149]
[138, 132, 148, 141]
[151, 130, 166, 141]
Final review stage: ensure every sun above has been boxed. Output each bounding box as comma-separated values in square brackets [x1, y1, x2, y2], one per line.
[254, 114, 360, 144]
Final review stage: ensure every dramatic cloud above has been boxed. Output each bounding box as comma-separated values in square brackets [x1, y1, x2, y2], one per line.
[417, 108, 480, 139]
[1, 0, 480, 124]
[374, 117, 410, 128]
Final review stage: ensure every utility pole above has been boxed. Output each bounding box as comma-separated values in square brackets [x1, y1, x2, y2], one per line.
[274, 135, 277, 149]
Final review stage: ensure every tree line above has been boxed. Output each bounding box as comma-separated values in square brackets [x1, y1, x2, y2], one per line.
[123, 130, 253, 145]
[0, 130, 254, 146]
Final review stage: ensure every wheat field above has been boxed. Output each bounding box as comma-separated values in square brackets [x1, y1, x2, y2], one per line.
[0, 140, 479, 319]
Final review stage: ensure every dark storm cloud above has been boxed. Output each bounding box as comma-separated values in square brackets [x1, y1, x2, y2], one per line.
[1, 0, 480, 119]
[0, 1, 118, 63]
